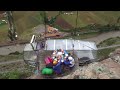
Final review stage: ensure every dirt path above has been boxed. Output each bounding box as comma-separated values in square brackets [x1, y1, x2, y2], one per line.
[32, 24, 45, 34]
[0, 59, 23, 65]
[84, 31, 120, 45]
[0, 44, 25, 55]
[98, 44, 120, 50]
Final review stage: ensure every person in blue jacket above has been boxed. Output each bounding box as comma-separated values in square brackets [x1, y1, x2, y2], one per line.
[63, 56, 75, 68]
[53, 59, 62, 74]
[64, 57, 71, 66]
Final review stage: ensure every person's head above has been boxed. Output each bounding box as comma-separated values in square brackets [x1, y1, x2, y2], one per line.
[68, 53, 71, 56]
[53, 60, 58, 65]
[57, 55, 61, 60]
[64, 56, 67, 60]
[61, 49, 64, 51]
[57, 49, 61, 52]
[68, 56, 73, 60]
[65, 54, 68, 57]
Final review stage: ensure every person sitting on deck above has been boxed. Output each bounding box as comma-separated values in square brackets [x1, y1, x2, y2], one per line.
[63, 56, 75, 68]
[53, 59, 62, 74]
[68, 56, 75, 68]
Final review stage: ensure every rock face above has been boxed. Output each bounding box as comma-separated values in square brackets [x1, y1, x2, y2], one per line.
[109, 48, 120, 64]
[29, 48, 120, 79]
[55, 48, 120, 79]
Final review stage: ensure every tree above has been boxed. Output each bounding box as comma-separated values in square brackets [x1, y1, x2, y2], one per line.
[72, 11, 79, 36]
[6, 11, 17, 41]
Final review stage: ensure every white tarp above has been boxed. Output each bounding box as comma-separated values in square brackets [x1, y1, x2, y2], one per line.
[45, 39, 97, 51]
[23, 39, 98, 60]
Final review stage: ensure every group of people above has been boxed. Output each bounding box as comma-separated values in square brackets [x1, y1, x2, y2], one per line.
[41, 49, 75, 75]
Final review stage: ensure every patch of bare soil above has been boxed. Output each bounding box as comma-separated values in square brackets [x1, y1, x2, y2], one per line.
[55, 17, 73, 29]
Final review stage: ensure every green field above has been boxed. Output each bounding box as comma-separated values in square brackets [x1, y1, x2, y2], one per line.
[61, 11, 120, 28]
[0, 62, 33, 79]
[0, 69, 32, 79]
[0, 11, 44, 43]
[0, 24, 9, 43]
[1, 11, 120, 43]
[13, 11, 43, 39]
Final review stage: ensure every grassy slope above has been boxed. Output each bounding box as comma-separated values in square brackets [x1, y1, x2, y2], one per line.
[0, 16, 9, 43]
[0, 54, 23, 63]
[62, 11, 120, 27]
[13, 11, 43, 40]
[98, 46, 120, 60]
[0, 11, 43, 43]
[46, 11, 59, 17]
[0, 24, 9, 43]
[1, 11, 120, 43]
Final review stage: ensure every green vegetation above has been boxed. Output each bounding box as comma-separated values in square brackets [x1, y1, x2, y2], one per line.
[9, 51, 22, 55]
[98, 46, 120, 60]
[1, 11, 120, 43]
[0, 24, 9, 43]
[46, 11, 59, 17]
[0, 11, 44, 43]
[97, 37, 120, 47]
[13, 11, 43, 39]
[97, 37, 120, 60]
[62, 11, 120, 28]
[55, 22, 120, 40]
[0, 69, 32, 79]
[0, 61, 34, 79]
[62, 32, 100, 39]
[0, 52, 23, 63]
[80, 24, 120, 32]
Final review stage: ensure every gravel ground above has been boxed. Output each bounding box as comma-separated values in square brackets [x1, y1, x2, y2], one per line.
[32, 24, 45, 35]
[0, 44, 25, 55]
[0, 60, 23, 65]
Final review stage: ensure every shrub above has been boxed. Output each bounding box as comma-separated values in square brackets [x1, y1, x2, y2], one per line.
[9, 51, 21, 55]
[106, 39, 116, 46]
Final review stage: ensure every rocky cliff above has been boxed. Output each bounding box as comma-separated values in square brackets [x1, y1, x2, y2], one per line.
[55, 48, 120, 79]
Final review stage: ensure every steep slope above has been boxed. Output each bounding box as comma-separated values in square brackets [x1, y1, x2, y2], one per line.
[13, 11, 43, 34]
[1, 11, 120, 43]
[61, 11, 120, 28]
[55, 48, 120, 79]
